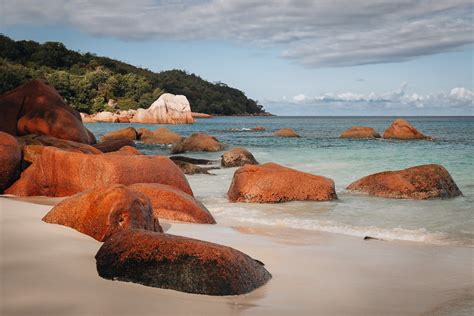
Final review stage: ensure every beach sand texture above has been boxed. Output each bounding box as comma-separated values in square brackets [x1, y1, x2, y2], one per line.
[1, 197, 472, 316]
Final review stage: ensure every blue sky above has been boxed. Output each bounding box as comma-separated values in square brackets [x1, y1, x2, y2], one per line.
[1, 0, 473, 115]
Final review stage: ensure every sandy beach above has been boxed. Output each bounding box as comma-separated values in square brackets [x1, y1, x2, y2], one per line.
[1, 196, 472, 316]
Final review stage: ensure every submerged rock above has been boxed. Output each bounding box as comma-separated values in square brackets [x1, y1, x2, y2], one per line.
[221, 147, 258, 168]
[132, 93, 194, 124]
[129, 183, 216, 224]
[383, 118, 431, 140]
[43, 185, 161, 241]
[0, 132, 21, 193]
[171, 133, 225, 154]
[347, 164, 462, 199]
[95, 229, 271, 295]
[273, 128, 300, 138]
[0, 80, 95, 144]
[340, 126, 381, 139]
[6, 147, 193, 197]
[228, 162, 337, 203]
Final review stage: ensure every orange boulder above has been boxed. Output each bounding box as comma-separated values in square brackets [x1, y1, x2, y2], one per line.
[100, 127, 138, 142]
[6, 147, 193, 197]
[347, 164, 462, 199]
[0, 132, 21, 192]
[42, 185, 162, 241]
[228, 163, 337, 203]
[221, 147, 258, 168]
[109, 146, 142, 155]
[95, 229, 271, 295]
[139, 127, 182, 145]
[129, 183, 215, 224]
[0, 80, 95, 144]
[340, 126, 381, 139]
[171, 133, 225, 154]
[273, 128, 300, 137]
[93, 138, 136, 153]
[383, 118, 430, 140]
[18, 135, 102, 163]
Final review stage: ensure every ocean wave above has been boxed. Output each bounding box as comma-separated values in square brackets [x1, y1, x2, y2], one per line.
[211, 207, 457, 245]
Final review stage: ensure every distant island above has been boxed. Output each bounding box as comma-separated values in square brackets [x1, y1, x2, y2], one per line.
[0, 35, 267, 116]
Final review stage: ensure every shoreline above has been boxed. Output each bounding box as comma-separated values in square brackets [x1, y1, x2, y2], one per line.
[1, 196, 472, 315]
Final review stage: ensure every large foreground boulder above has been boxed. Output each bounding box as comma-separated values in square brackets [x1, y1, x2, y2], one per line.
[95, 229, 271, 295]
[171, 133, 225, 154]
[340, 126, 381, 139]
[132, 93, 194, 124]
[6, 147, 193, 197]
[0, 132, 21, 192]
[221, 147, 258, 167]
[100, 127, 138, 142]
[0, 80, 95, 144]
[43, 185, 162, 241]
[383, 119, 430, 140]
[273, 128, 300, 138]
[347, 164, 462, 199]
[129, 183, 216, 224]
[138, 127, 182, 145]
[228, 163, 337, 203]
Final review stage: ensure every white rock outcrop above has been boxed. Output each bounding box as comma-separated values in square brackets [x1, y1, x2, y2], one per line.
[131, 93, 194, 124]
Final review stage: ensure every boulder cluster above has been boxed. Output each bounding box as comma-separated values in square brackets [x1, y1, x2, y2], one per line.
[81, 93, 194, 124]
[0, 80, 463, 296]
[340, 118, 431, 140]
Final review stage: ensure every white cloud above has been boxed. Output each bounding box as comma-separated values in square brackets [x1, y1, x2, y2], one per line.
[264, 84, 474, 115]
[1, 0, 473, 67]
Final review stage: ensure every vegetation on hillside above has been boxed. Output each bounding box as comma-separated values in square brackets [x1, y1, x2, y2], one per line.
[0, 35, 266, 115]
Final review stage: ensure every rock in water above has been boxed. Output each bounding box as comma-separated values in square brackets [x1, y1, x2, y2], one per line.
[128, 183, 216, 224]
[132, 93, 194, 124]
[221, 147, 258, 167]
[383, 118, 430, 140]
[273, 128, 300, 137]
[347, 164, 462, 199]
[95, 229, 272, 295]
[0, 132, 21, 192]
[43, 185, 162, 241]
[139, 127, 182, 144]
[171, 133, 225, 154]
[340, 126, 381, 139]
[6, 147, 193, 197]
[228, 162, 337, 203]
[0, 80, 95, 144]
[100, 127, 138, 142]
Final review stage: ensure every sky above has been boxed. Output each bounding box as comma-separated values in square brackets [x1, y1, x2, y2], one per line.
[1, 0, 473, 115]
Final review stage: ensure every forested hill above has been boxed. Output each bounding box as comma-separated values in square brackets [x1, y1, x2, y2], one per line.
[0, 35, 266, 115]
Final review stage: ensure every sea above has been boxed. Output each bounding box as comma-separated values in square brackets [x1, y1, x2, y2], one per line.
[86, 116, 474, 247]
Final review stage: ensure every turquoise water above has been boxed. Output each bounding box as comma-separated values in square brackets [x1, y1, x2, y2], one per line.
[87, 116, 474, 246]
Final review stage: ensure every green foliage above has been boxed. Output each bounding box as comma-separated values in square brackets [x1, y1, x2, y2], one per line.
[0, 34, 266, 115]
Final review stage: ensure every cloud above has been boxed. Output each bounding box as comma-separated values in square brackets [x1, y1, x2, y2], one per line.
[264, 84, 474, 115]
[1, 0, 473, 67]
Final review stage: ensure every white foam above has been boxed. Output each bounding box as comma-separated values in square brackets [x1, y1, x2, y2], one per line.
[210, 206, 452, 245]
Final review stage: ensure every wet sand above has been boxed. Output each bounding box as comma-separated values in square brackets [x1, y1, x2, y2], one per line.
[1, 197, 473, 315]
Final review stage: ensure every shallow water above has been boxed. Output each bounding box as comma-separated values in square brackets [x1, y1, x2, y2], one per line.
[87, 116, 474, 246]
